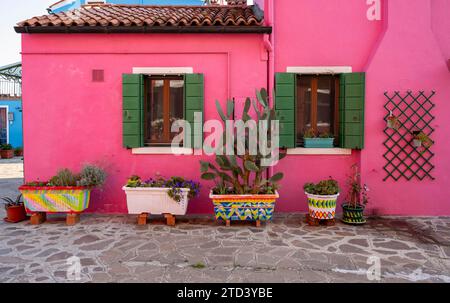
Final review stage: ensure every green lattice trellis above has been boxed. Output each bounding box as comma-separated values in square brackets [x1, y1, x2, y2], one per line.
[383, 91, 435, 181]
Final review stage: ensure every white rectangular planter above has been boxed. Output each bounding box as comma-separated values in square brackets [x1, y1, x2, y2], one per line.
[122, 187, 190, 215]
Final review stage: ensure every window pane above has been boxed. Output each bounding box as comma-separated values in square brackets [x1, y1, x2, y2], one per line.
[149, 80, 164, 143]
[297, 76, 312, 141]
[169, 79, 184, 140]
[317, 76, 334, 135]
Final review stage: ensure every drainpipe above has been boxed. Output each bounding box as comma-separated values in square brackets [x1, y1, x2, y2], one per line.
[261, 0, 276, 181]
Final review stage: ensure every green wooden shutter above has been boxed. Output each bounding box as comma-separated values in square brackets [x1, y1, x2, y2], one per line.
[339, 72, 365, 149]
[184, 73, 204, 149]
[122, 74, 144, 149]
[275, 73, 296, 148]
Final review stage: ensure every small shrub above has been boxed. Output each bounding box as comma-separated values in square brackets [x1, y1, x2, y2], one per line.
[0, 144, 13, 150]
[78, 164, 107, 187]
[48, 169, 79, 186]
[304, 178, 340, 195]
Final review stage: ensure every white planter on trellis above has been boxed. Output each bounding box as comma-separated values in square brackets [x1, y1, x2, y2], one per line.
[122, 187, 190, 215]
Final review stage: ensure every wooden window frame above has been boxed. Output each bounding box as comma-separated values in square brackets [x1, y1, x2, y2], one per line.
[144, 75, 184, 146]
[296, 74, 340, 146]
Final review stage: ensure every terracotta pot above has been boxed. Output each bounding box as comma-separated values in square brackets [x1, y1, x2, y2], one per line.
[0, 150, 14, 159]
[14, 150, 23, 157]
[5, 204, 27, 223]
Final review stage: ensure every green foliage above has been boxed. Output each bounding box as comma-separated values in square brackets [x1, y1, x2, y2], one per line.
[414, 131, 433, 149]
[319, 132, 334, 139]
[191, 262, 206, 269]
[48, 169, 79, 186]
[125, 175, 201, 203]
[0, 144, 13, 150]
[303, 128, 316, 139]
[1, 194, 22, 208]
[14, 147, 23, 156]
[78, 164, 107, 187]
[199, 88, 286, 195]
[304, 178, 340, 195]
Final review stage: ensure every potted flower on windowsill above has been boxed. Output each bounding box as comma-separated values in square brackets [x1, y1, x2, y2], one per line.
[122, 175, 201, 226]
[200, 88, 286, 227]
[303, 128, 335, 148]
[342, 164, 369, 225]
[304, 178, 340, 225]
[0, 144, 14, 159]
[18, 164, 106, 225]
[1, 194, 27, 223]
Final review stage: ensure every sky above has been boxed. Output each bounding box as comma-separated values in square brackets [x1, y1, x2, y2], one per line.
[0, 0, 53, 67]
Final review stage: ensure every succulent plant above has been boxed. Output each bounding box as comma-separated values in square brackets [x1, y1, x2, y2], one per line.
[48, 168, 79, 186]
[1, 194, 23, 208]
[199, 88, 286, 195]
[304, 178, 340, 195]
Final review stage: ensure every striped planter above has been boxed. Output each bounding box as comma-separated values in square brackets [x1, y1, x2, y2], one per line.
[342, 204, 366, 225]
[18, 186, 91, 213]
[305, 192, 339, 220]
[210, 192, 279, 222]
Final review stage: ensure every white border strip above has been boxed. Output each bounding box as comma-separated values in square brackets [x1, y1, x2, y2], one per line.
[287, 148, 352, 155]
[132, 67, 193, 75]
[287, 66, 352, 74]
[132, 147, 193, 155]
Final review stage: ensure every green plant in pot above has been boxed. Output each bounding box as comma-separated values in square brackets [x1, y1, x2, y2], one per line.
[0, 144, 14, 159]
[303, 128, 335, 148]
[342, 164, 369, 225]
[1, 194, 27, 223]
[304, 178, 340, 225]
[200, 88, 286, 226]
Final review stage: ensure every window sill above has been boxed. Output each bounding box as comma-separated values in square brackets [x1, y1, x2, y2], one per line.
[286, 148, 352, 155]
[131, 147, 193, 155]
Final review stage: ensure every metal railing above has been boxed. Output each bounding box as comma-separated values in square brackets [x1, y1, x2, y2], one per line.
[0, 80, 21, 98]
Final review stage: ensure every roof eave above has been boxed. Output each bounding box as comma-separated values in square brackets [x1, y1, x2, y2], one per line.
[14, 26, 272, 34]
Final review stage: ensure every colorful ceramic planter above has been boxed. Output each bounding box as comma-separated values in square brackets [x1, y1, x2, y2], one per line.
[210, 191, 279, 223]
[18, 186, 91, 213]
[342, 204, 366, 224]
[123, 187, 190, 215]
[306, 192, 339, 220]
[303, 138, 334, 148]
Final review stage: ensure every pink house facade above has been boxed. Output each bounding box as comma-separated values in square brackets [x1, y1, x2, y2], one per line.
[16, 0, 450, 216]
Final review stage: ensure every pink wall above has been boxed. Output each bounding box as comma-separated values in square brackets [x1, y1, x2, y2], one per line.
[21, 34, 267, 214]
[362, 0, 450, 215]
[21, 0, 450, 215]
[272, 0, 384, 213]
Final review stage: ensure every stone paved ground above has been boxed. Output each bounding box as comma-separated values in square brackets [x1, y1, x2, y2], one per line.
[1, 159, 450, 283]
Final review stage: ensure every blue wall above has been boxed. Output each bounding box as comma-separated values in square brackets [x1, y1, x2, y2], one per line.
[52, 0, 204, 13]
[0, 100, 23, 148]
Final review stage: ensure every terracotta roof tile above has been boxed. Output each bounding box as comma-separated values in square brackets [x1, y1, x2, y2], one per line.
[16, 4, 268, 34]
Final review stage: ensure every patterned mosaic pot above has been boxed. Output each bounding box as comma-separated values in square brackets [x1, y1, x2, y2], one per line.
[210, 191, 279, 222]
[342, 204, 366, 225]
[18, 186, 91, 213]
[305, 192, 339, 220]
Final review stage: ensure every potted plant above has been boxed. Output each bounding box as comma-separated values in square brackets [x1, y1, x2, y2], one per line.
[200, 88, 286, 227]
[412, 131, 433, 148]
[342, 164, 369, 225]
[1, 194, 27, 223]
[304, 178, 340, 225]
[0, 144, 14, 159]
[303, 128, 335, 148]
[386, 114, 400, 130]
[14, 147, 23, 157]
[18, 164, 106, 225]
[122, 175, 201, 226]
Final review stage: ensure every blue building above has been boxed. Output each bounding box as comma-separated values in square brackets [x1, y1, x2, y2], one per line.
[49, 0, 206, 13]
[0, 63, 23, 148]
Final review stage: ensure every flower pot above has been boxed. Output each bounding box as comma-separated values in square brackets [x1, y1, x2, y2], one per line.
[305, 192, 339, 220]
[210, 191, 279, 223]
[18, 186, 91, 213]
[413, 139, 422, 147]
[303, 138, 334, 148]
[342, 203, 366, 225]
[0, 150, 14, 159]
[5, 204, 27, 223]
[14, 150, 23, 157]
[123, 187, 190, 215]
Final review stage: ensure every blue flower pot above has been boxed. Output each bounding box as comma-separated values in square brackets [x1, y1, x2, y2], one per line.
[304, 138, 334, 148]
